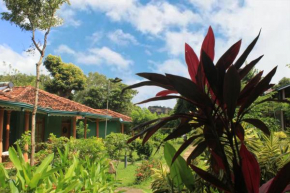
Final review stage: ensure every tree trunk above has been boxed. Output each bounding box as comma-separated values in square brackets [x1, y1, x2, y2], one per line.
[30, 58, 43, 166]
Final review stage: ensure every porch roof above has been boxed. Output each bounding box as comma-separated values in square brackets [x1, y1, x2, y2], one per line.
[0, 86, 110, 119]
[97, 109, 132, 123]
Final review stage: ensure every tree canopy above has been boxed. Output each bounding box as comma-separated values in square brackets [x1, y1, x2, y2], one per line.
[131, 107, 159, 127]
[1, 0, 69, 31]
[74, 72, 137, 115]
[44, 55, 86, 98]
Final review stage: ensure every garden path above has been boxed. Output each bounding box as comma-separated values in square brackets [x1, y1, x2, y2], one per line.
[182, 145, 195, 160]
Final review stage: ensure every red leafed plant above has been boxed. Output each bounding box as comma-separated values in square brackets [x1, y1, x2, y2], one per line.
[123, 27, 290, 193]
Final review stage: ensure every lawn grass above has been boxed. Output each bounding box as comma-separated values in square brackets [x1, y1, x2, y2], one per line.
[115, 140, 184, 192]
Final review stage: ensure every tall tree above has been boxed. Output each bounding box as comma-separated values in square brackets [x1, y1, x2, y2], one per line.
[74, 72, 137, 115]
[43, 55, 86, 98]
[1, 0, 69, 165]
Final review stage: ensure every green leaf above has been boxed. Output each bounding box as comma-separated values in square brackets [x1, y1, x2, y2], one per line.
[164, 142, 195, 191]
[64, 156, 78, 180]
[29, 173, 42, 188]
[9, 180, 19, 193]
[8, 147, 22, 171]
[35, 153, 54, 174]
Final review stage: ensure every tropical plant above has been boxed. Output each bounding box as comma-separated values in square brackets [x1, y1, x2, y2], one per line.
[0, 145, 118, 192]
[123, 27, 290, 192]
[0, 145, 62, 192]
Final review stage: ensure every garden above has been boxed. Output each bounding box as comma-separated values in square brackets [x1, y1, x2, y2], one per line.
[0, 0, 290, 192]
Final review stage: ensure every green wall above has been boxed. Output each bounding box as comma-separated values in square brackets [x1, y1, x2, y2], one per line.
[3, 111, 127, 151]
[45, 116, 62, 139]
[85, 119, 122, 138]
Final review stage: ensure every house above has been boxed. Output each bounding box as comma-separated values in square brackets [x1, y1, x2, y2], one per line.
[0, 84, 132, 162]
[275, 84, 290, 130]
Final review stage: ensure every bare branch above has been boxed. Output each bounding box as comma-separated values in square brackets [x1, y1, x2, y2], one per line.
[31, 30, 42, 54]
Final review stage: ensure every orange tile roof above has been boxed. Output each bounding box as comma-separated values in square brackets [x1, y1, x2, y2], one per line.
[0, 86, 132, 122]
[97, 109, 132, 122]
[0, 86, 101, 116]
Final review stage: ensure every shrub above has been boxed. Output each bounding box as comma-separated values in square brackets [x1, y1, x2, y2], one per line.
[135, 159, 160, 184]
[104, 133, 129, 161]
[131, 138, 154, 160]
[69, 137, 106, 159]
[35, 134, 106, 163]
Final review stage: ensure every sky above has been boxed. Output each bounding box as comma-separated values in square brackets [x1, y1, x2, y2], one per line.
[0, 0, 289, 108]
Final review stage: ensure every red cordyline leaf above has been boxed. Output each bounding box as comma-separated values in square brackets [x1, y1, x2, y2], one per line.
[240, 144, 260, 193]
[185, 43, 199, 83]
[265, 161, 290, 193]
[211, 150, 225, 171]
[156, 90, 178, 97]
[259, 178, 290, 193]
[200, 26, 215, 61]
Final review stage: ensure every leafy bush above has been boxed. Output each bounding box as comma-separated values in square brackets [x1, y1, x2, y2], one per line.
[131, 138, 154, 160]
[69, 137, 106, 159]
[14, 131, 31, 153]
[35, 134, 106, 163]
[135, 159, 160, 184]
[0, 145, 118, 192]
[124, 26, 290, 192]
[104, 133, 129, 161]
[76, 120, 90, 138]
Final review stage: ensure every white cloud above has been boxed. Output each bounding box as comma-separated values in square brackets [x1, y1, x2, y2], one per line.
[89, 47, 132, 69]
[69, 0, 136, 21]
[57, 8, 81, 27]
[0, 44, 48, 76]
[55, 45, 133, 70]
[55, 45, 76, 55]
[67, 0, 201, 35]
[164, 30, 204, 56]
[129, 2, 201, 35]
[145, 50, 152, 56]
[0, 0, 7, 12]
[87, 32, 103, 45]
[189, 0, 240, 12]
[160, 0, 290, 83]
[108, 29, 138, 45]
[208, 0, 290, 83]
[149, 59, 189, 78]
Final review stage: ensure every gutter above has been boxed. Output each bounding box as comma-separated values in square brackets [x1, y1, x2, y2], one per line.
[0, 100, 111, 119]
